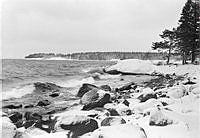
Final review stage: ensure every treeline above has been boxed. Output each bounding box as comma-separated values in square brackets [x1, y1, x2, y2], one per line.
[25, 52, 170, 60]
[152, 0, 200, 64]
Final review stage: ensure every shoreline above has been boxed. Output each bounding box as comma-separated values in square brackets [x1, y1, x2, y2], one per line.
[1, 61, 200, 138]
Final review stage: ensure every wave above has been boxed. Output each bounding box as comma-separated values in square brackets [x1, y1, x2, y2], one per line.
[1, 84, 35, 100]
[57, 77, 95, 88]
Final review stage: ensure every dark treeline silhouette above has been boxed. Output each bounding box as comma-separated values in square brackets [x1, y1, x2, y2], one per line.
[152, 0, 200, 64]
[25, 52, 171, 60]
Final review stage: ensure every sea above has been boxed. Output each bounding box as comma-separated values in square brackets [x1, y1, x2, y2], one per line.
[1, 59, 118, 100]
[1, 59, 155, 101]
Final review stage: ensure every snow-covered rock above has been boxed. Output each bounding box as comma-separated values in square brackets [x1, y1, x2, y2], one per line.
[54, 115, 98, 137]
[106, 59, 156, 74]
[130, 99, 162, 113]
[149, 109, 174, 126]
[81, 124, 147, 138]
[166, 85, 187, 99]
[101, 116, 126, 126]
[136, 88, 157, 102]
[104, 103, 131, 116]
[0, 116, 17, 138]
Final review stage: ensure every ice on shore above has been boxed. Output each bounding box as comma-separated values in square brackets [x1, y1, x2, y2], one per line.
[106, 59, 156, 74]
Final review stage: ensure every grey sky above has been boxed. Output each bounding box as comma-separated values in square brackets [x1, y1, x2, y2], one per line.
[2, 0, 186, 58]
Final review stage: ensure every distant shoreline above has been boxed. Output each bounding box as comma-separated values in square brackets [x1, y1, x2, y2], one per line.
[25, 52, 172, 61]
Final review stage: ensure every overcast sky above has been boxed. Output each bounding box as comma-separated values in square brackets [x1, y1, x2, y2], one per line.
[2, 0, 186, 58]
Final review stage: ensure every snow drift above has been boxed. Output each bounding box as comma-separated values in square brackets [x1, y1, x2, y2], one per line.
[105, 59, 156, 75]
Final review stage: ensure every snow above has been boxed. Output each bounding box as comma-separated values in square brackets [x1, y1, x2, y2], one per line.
[106, 59, 200, 79]
[106, 59, 156, 74]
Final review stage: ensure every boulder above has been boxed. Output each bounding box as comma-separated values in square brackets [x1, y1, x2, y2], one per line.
[15, 127, 49, 138]
[82, 124, 147, 138]
[81, 89, 99, 105]
[137, 88, 157, 102]
[77, 83, 99, 97]
[122, 99, 130, 107]
[55, 115, 98, 137]
[189, 84, 200, 95]
[104, 103, 131, 116]
[149, 109, 174, 126]
[34, 82, 62, 93]
[0, 116, 17, 138]
[101, 116, 126, 126]
[104, 69, 121, 75]
[100, 85, 112, 91]
[3, 104, 22, 109]
[49, 93, 60, 97]
[36, 99, 51, 106]
[117, 82, 136, 91]
[130, 99, 162, 113]
[81, 90, 111, 110]
[24, 112, 42, 121]
[24, 104, 34, 108]
[9, 112, 23, 123]
[167, 85, 187, 99]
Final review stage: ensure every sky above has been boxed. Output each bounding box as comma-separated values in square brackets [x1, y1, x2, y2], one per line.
[1, 0, 186, 58]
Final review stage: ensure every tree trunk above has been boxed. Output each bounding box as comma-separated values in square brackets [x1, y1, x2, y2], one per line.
[167, 47, 172, 65]
[191, 48, 196, 63]
[182, 52, 186, 65]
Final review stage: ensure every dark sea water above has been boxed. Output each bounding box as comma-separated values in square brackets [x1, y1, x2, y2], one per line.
[1, 59, 116, 100]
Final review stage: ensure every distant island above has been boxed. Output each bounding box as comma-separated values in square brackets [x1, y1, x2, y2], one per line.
[25, 52, 172, 60]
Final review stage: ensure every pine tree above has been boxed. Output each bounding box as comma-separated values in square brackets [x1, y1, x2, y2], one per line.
[152, 29, 177, 64]
[176, 0, 200, 64]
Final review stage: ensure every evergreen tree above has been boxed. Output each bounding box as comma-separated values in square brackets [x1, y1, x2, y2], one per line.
[176, 0, 200, 64]
[152, 29, 177, 64]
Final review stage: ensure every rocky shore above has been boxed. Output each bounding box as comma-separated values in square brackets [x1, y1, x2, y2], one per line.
[1, 60, 200, 138]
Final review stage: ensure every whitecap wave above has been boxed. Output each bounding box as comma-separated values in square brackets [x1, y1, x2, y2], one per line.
[1, 84, 35, 100]
[58, 77, 95, 88]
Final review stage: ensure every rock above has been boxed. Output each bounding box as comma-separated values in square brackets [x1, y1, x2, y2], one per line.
[100, 85, 112, 91]
[0, 116, 17, 138]
[24, 112, 42, 121]
[81, 89, 99, 105]
[104, 69, 121, 75]
[9, 112, 23, 123]
[167, 85, 187, 99]
[3, 104, 22, 109]
[77, 83, 99, 97]
[24, 104, 34, 108]
[55, 115, 98, 137]
[137, 88, 157, 102]
[49, 93, 60, 97]
[149, 109, 174, 126]
[81, 90, 111, 110]
[189, 84, 200, 95]
[107, 108, 120, 116]
[118, 82, 136, 91]
[23, 112, 54, 132]
[36, 99, 51, 106]
[104, 103, 132, 116]
[82, 124, 147, 138]
[23, 112, 43, 129]
[101, 116, 126, 126]
[82, 94, 110, 110]
[34, 82, 62, 93]
[191, 87, 200, 95]
[15, 127, 49, 138]
[122, 99, 130, 106]
[130, 99, 162, 113]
